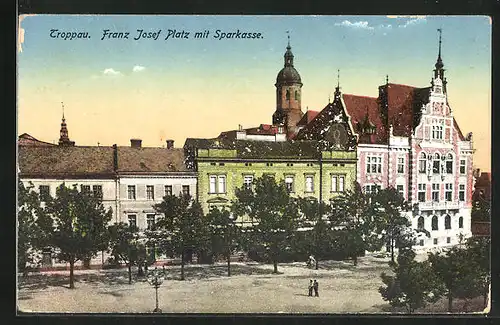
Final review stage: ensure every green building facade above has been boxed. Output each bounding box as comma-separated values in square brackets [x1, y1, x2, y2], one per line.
[184, 139, 357, 225]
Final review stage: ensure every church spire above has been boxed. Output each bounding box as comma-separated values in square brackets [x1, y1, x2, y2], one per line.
[334, 69, 342, 100]
[434, 28, 445, 80]
[59, 102, 74, 146]
[284, 31, 294, 67]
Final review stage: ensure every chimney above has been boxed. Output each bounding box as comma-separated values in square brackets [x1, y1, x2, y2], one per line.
[130, 139, 142, 148]
[166, 139, 174, 149]
[112, 144, 118, 171]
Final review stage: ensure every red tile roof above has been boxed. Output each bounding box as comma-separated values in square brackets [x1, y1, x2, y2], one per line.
[342, 94, 386, 145]
[297, 110, 320, 126]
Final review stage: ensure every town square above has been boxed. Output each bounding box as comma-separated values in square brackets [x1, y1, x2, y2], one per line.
[17, 15, 491, 314]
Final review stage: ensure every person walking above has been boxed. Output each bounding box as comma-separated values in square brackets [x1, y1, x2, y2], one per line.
[308, 279, 313, 297]
[313, 279, 319, 297]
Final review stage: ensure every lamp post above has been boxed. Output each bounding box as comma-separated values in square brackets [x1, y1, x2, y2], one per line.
[147, 266, 165, 313]
[227, 213, 235, 277]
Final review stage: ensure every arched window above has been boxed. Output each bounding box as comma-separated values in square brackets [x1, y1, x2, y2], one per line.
[286, 89, 290, 100]
[459, 216, 463, 229]
[446, 153, 453, 174]
[445, 215, 451, 229]
[294, 90, 299, 100]
[418, 216, 425, 229]
[432, 215, 438, 230]
[433, 153, 441, 174]
[419, 152, 427, 173]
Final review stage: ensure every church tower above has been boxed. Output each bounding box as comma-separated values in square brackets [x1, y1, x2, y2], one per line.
[272, 35, 304, 135]
[431, 28, 447, 95]
[59, 102, 75, 146]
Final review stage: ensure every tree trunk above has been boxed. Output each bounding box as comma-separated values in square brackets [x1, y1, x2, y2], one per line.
[128, 263, 132, 284]
[273, 259, 278, 274]
[181, 250, 185, 281]
[69, 259, 75, 289]
[390, 238, 395, 263]
[353, 255, 358, 266]
[315, 259, 318, 270]
[447, 291, 453, 312]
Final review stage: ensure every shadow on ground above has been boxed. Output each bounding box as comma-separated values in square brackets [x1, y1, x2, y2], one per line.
[370, 296, 487, 314]
[164, 263, 277, 281]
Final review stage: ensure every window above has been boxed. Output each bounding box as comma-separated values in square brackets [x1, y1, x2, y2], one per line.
[93, 185, 103, 198]
[331, 176, 337, 192]
[419, 153, 427, 173]
[219, 163, 225, 166]
[366, 156, 382, 174]
[447, 237, 451, 244]
[446, 154, 453, 174]
[286, 89, 290, 100]
[459, 216, 463, 228]
[432, 184, 439, 202]
[305, 175, 314, 192]
[432, 124, 443, 140]
[182, 185, 190, 196]
[39, 185, 50, 201]
[81, 185, 91, 193]
[460, 159, 466, 174]
[396, 185, 404, 197]
[433, 153, 441, 174]
[364, 184, 380, 194]
[445, 214, 451, 229]
[285, 176, 294, 193]
[146, 214, 155, 230]
[209, 175, 226, 194]
[127, 185, 136, 200]
[397, 157, 405, 174]
[165, 185, 173, 196]
[266, 163, 274, 167]
[432, 215, 438, 231]
[419, 239, 424, 246]
[418, 216, 424, 230]
[418, 184, 426, 202]
[128, 214, 137, 228]
[459, 184, 465, 201]
[243, 175, 253, 190]
[146, 185, 155, 200]
[445, 184, 452, 201]
[294, 90, 299, 100]
[331, 175, 345, 192]
[433, 238, 438, 245]
[339, 176, 345, 192]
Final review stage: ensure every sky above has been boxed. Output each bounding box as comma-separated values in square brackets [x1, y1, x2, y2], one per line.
[17, 15, 491, 172]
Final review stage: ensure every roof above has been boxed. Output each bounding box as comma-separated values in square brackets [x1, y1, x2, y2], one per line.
[116, 147, 188, 173]
[18, 142, 190, 178]
[339, 83, 431, 145]
[18, 146, 116, 178]
[276, 66, 302, 84]
[297, 110, 319, 126]
[453, 118, 465, 141]
[342, 94, 386, 145]
[184, 138, 322, 159]
[218, 124, 279, 140]
[18, 133, 56, 147]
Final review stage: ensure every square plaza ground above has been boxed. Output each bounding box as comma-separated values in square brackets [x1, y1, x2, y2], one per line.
[17, 255, 486, 314]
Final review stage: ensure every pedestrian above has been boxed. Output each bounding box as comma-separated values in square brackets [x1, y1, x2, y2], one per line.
[308, 279, 313, 297]
[313, 279, 319, 297]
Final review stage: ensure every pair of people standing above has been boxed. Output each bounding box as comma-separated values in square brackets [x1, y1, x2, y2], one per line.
[308, 279, 319, 297]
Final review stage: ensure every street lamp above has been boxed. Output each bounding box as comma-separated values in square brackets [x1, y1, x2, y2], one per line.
[227, 213, 235, 277]
[147, 266, 165, 313]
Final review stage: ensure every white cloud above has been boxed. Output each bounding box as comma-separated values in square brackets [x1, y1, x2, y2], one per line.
[335, 20, 374, 30]
[132, 65, 146, 72]
[103, 68, 122, 76]
[399, 17, 427, 28]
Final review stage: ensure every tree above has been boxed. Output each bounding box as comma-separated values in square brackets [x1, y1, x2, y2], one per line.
[153, 194, 209, 280]
[379, 248, 443, 313]
[296, 197, 333, 269]
[232, 175, 300, 273]
[371, 187, 412, 263]
[332, 182, 384, 265]
[205, 207, 239, 276]
[17, 181, 51, 275]
[108, 222, 144, 284]
[429, 236, 491, 312]
[45, 184, 112, 289]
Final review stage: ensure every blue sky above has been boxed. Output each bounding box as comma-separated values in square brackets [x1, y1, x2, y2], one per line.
[18, 15, 491, 170]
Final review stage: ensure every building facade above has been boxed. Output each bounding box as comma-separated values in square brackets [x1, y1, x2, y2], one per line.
[294, 35, 474, 249]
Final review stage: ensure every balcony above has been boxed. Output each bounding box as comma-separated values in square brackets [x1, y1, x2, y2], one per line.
[415, 201, 461, 212]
